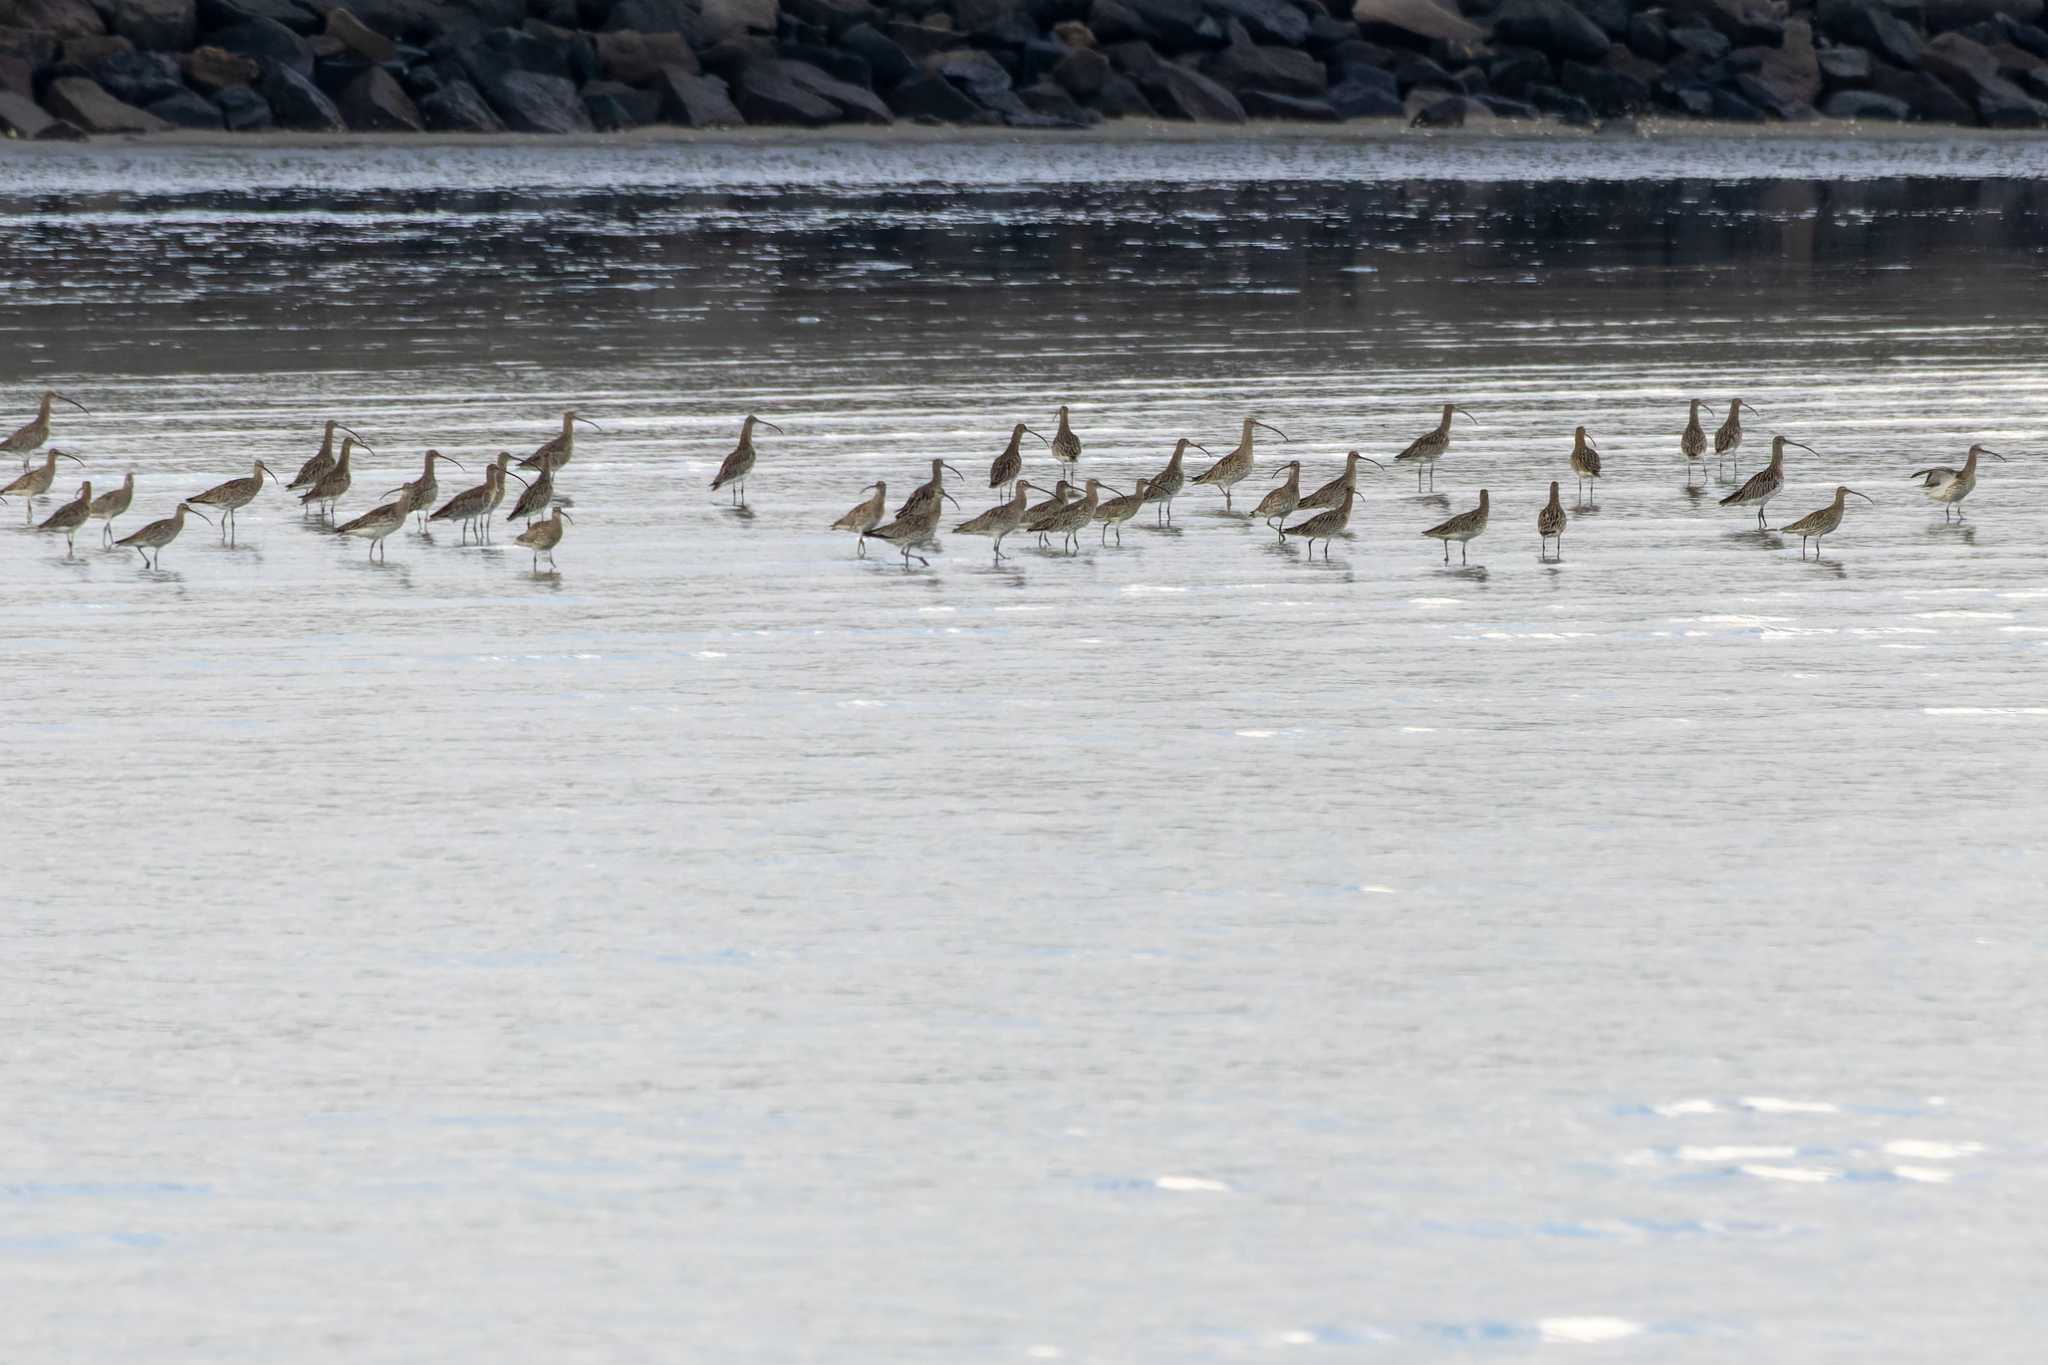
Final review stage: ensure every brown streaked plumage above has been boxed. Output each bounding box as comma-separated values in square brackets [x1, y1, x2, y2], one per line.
[519, 410, 602, 472]
[1719, 434, 1812, 528]
[89, 470, 134, 545]
[507, 461, 555, 525]
[334, 494, 408, 562]
[1050, 404, 1081, 475]
[1910, 444, 2006, 521]
[1422, 489, 1490, 564]
[188, 460, 284, 543]
[2, 390, 87, 468]
[1193, 415, 1287, 511]
[383, 449, 466, 531]
[513, 507, 573, 571]
[116, 501, 210, 569]
[954, 481, 1034, 560]
[989, 422, 1048, 493]
[1680, 399, 1709, 482]
[0, 449, 86, 525]
[1025, 479, 1075, 545]
[864, 490, 958, 568]
[1568, 425, 1601, 502]
[1298, 450, 1386, 511]
[298, 436, 359, 520]
[709, 414, 783, 504]
[831, 480, 888, 556]
[288, 421, 372, 493]
[1028, 477, 1107, 554]
[1250, 460, 1303, 535]
[36, 480, 91, 552]
[1142, 438, 1208, 524]
[1093, 477, 1151, 546]
[1282, 485, 1356, 560]
[899, 458, 964, 521]
[1782, 485, 1873, 559]
[1537, 480, 1566, 560]
[1714, 398, 1761, 471]
[434, 457, 527, 545]
[1394, 403, 1477, 491]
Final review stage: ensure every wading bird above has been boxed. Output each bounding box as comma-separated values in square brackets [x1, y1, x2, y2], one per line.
[1680, 399, 1709, 484]
[1194, 415, 1287, 511]
[1568, 426, 1601, 502]
[831, 481, 888, 556]
[1251, 460, 1303, 535]
[1298, 450, 1385, 511]
[988, 422, 1048, 496]
[1423, 489, 1490, 563]
[1714, 398, 1761, 474]
[1094, 477, 1151, 546]
[1909, 444, 2006, 522]
[520, 410, 602, 473]
[1142, 438, 1207, 525]
[1282, 485, 1356, 560]
[383, 450, 466, 532]
[36, 480, 91, 553]
[3, 390, 87, 468]
[298, 436, 358, 520]
[288, 423, 371, 495]
[710, 415, 782, 504]
[1394, 403, 1477, 491]
[1719, 435, 1814, 529]
[1050, 404, 1081, 479]
[1537, 480, 1566, 560]
[899, 459, 965, 520]
[335, 493, 408, 562]
[865, 491, 958, 568]
[188, 460, 284, 543]
[1782, 485, 1873, 559]
[954, 482, 1033, 560]
[0, 449, 85, 525]
[89, 471, 134, 545]
[1028, 477, 1108, 554]
[514, 507, 572, 571]
[117, 501, 210, 569]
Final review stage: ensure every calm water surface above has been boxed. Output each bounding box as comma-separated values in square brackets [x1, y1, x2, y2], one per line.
[2, 133, 2044, 1362]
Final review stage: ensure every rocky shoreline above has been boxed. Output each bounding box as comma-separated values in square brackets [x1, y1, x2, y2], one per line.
[3, 0, 2046, 143]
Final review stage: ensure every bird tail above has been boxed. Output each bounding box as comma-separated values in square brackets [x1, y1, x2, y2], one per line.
[1717, 488, 1744, 506]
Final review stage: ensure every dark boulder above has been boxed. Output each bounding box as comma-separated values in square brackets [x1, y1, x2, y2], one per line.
[1210, 0, 1309, 47]
[1306, 14, 1358, 51]
[885, 68, 981, 117]
[1477, 91, 1537, 115]
[1818, 44, 1870, 84]
[1391, 52, 1455, 92]
[838, 21, 911, 84]
[44, 73, 171, 128]
[197, 0, 318, 33]
[3, 0, 104, 38]
[1105, 39, 1162, 74]
[1351, 0, 1480, 45]
[1097, 0, 1205, 48]
[777, 55, 891, 118]
[261, 61, 343, 125]
[1734, 71, 1802, 117]
[146, 85, 222, 124]
[1665, 23, 1727, 60]
[1326, 72, 1400, 114]
[211, 80, 272, 125]
[1660, 80, 1712, 115]
[485, 68, 590, 128]
[340, 0, 466, 43]
[1664, 0, 1782, 47]
[593, 29, 695, 82]
[1575, 0, 1627, 36]
[701, 0, 777, 43]
[1733, 17, 1818, 103]
[1626, 11, 1667, 60]
[1240, 87, 1338, 118]
[1052, 43, 1109, 95]
[1868, 60, 1977, 120]
[1490, 0, 1608, 63]
[1486, 46, 1550, 93]
[416, 73, 500, 126]
[1924, 0, 2043, 34]
[1816, 0, 1923, 70]
[731, 57, 839, 120]
[0, 28, 62, 77]
[654, 65, 744, 122]
[1209, 36, 1325, 96]
[781, 0, 873, 35]
[1559, 56, 1645, 112]
[778, 39, 869, 86]
[603, 0, 708, 45]
[1091, 70, 1153, 113]
[106, 0, 195, 50]
[1138, 61, 1244, 119]
[1708, 84, 1764, 119]
[0, 89, 83, 135]
[180, 44, 261, 90]
[882, 19, 963, 58]
[580, 75, 659, 125]
[456, 25, 571, 82]
[1821, 87, 1909, 117]
[210, 17, 312, 76]
[0, 54, 30, 94]
[338, 63, 420, 127]
[93, 47, 183, 103]
[1524, 79, 1591, 121]
[1408, 91, 1488, 125]
[927, 45, 1009, 95]
[325, 7, 397, 61]
[1018, 77, 1093, 120]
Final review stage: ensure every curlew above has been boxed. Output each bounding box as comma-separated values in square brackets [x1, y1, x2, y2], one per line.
[1568, 426, 1601, 502]
[287, 422, 372, 495]
[709, 414, 783, 504]
[1298, 450, 1386, 512]
[1713, 398, 1761, 474]
[1680, 398, 1709, 483]
[383, 449, 466, 531]
[1782, 485, 1873, 559]
[1719, 434, 1813, 529]
[334, 493, 408, 562]
[506, 460, 555, 526]
[433, 458, 526, 545]
[89, 471, 134, 545]
[513, 507, 573, 571]
[1394, 403, 1477, 491]
[1094, 477, 1151, 546]
[864, 491, 958, 568]
[3, 390, 87, 468]
[831, 480, 888, 556]
[1910, 444, 2006, 522]
[1024, 479, 1075, 546]
[1250, 460, 1303, 535]
[1537, 480, 1566, 560]
[1193, 415, 1287, 511]
[188, 460, 284, 543]
[988, 422, 1049, 495]
[1142, 438, 1208, 525]
[1049, 404, 1082, 478]
[519, 410, 602, 473]
[1422, 489, 1490, 563]
[1, 449, 86, 525]
[298, 435, 359, 520]
[116, 501, 210, 569]
[899, 458, 965, 521]
[1028, 477, 1107, 554]
[36, 480, 91, 553]
[1282, 485, 1356, 560]
[954, 481, 1034, 560]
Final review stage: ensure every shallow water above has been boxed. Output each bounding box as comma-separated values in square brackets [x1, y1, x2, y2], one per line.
[2, 134, 2044, 1361]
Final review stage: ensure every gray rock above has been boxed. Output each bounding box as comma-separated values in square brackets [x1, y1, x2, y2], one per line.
[416, 73, 500, 127]
[777, 56, 890, 119]
[838, 21, 911, 85]
[146, 85, 223, 124]
[1138, 61, 1244, 119]
[1666, 24, 1728, 60]
[927, 46, 1008, 94]
[1210, 0, 1309, 48]
[1052, 44, 1109, 96]
[1626, 11, 1668, 59]
[261, 61, 343, 126]
[210, 17, 312, 77]
[198, 0, 318, 33]
[1559, 57, 1646, 112]
[581, 76, 659, 126]
[1709, 84, 1764, 119]
[593, 29, 696, 82]
[1409, 91, 1488, 125]
[1241, 87, 1338, 118]
[45, 74, 172, 129]
[1816, 0, 1923, 70]
[1491, 0, 1609, 63]
[92, 47, 183, 104]
[1209, 38, 1325, 96]
[731, 57, 839, 120]
[1818, 44, 1870, 84]
[1104, 39, 1164, 74]
[1924, 0, 2043, 34]
[1102, 0, 1206, 48]
[106, 0, 194, 50]
[1477, 92, 1538, 116]
[338, 64, 420, 128]
[212, 81, 272, 126]
[1090, 70, 1153, 114]
[603, 0, 708, 45]
[181, 45, 261, 92]
[1391, 52, 1455, 92]
[0, 88, 85, 136]
[1525, 79, 1592, 121]
[0, 28, 62, 78]
[1821, 87, 1910, 117]
[1351, 0, 1480, 45]
[885, 68, 980, 118]
[487, 68, 590, 129]
[1665, 0, 1783, 47]
[1327, 71, 1400, 114]
[654, 65, 743, 123]
[1487, 47, 1550, 93]
[1868, 61, 1977, 120]
[781, 0, 873, 35]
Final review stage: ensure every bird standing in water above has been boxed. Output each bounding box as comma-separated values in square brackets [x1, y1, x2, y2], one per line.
[1394, 403, 1477, 491]
[709, 415, 783, 505]
[1537, 480, 1566, 560]
[1782, 486, 1873, 558]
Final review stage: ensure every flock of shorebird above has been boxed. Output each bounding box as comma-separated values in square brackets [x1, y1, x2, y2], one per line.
[3, 390, 2016, 575]
[813, 399, 2009, 567]
[0, 391, 584, 570]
